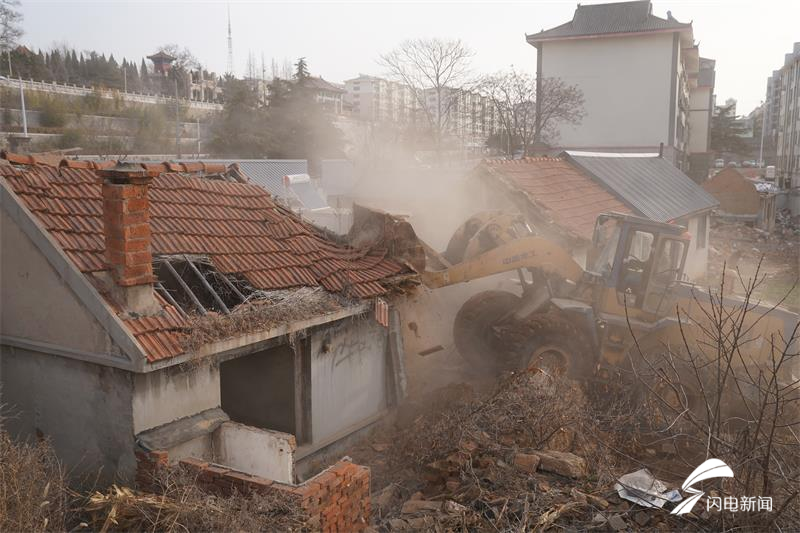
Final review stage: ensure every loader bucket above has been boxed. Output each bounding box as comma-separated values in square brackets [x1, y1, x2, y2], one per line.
[348, 203, 427, 272]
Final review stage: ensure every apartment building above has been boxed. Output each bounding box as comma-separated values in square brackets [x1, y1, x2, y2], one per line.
[344, 74, 499, 151]
[767, 43, 800, 190]
[424, 87, 501, 150]
[344, 75, 416, 124]
[526, 0, 714, 175]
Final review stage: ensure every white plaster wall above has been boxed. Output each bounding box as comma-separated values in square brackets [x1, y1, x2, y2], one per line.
[684, 214, 709, 280]
[540, 33, 674, 149]
[0, 209, 116, 355]
[310, 317, 387, 444]
[213, 421, 295, 483]
[689, 87, 712, 154]
[132, 363, 221, 433]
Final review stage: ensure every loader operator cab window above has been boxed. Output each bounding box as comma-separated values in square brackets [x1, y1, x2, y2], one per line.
[590, 218, 621, 277]
[642, 237, 688, 314]
[618, 230, 655, 304]
[652, 239, 686, 285]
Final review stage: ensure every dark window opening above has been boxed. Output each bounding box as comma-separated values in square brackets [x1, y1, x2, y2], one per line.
[154, 257, 251, 316]
[220, 345, 296, 435]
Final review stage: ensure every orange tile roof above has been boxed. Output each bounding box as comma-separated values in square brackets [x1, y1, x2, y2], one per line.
[1, 155, 407, 363]
[482, 158, 632, 241]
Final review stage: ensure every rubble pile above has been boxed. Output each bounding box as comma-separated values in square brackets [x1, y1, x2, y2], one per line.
[352, 372, 691, 531]
[707, 220, 799, 309]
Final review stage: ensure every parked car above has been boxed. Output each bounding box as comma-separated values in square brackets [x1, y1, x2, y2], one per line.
[726, 161, 740, 168]
[714, 158, 725, 168]
[742, 160, 756, 167]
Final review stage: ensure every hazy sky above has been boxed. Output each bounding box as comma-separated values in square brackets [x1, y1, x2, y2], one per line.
[18, 0, 799, 114]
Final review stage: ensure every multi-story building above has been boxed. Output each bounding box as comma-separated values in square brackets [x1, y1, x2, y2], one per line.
[764, 72, 783, 166]
[768, 43, 800, 189]
[424, 87, 501, 150]
[687, 57, 716, 180]
[344, 75, 417, 124]
[526, 0, 714, 175]
[304, 76, 346, 115]
[344, 74, 499, 150]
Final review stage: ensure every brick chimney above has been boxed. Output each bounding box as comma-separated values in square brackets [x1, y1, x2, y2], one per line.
[100, 162, 159, 315]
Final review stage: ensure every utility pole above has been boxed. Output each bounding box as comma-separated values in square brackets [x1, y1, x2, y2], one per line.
[19, 77, 27, 135]
[175, 79, 181, 157]
[123, 67, 127, 93]
[196, 119, 201, 157]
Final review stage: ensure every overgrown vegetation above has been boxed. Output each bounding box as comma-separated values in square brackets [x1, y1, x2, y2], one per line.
[629, 262, 800, 530]
[0, 421, 308, 532]
[0, 422, 71, 532]
[209, 58, 344, 163]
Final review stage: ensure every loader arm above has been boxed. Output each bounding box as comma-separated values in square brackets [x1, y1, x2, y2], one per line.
[420, 235, 584, 289]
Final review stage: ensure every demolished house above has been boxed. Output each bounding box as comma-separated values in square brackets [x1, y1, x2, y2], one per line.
[0, 151, 415, 502]
[703, 167, 777, 232]
[477, 152, 718, 279]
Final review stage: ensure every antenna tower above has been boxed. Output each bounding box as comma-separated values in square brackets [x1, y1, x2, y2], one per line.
[226, 6, 235, 76]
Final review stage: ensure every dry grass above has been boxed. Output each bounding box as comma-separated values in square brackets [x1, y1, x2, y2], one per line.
[181, 286, 353, 353]
[0, 419, 307, 532]
[0, 428, 71, 532]
[79, 468, 308, 532]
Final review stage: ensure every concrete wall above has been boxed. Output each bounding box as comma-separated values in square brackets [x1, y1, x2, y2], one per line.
[0, 208, 118, 355]
[689, 86, 713, 154]
[540, 32, 673, 149]
[165, 433, 214, 463]
[131, 362, 221, 433]
[310, 317, 387, 445]
[0, 346, 136, 485]
[220, 345, 296, 435]
[213, 421, 295, 484]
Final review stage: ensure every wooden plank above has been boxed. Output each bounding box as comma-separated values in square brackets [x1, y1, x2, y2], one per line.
[185, 258, 230, 314]
[161, 259, 206, 315]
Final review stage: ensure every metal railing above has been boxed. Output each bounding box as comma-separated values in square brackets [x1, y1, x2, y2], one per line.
[0, 77, 223, 112]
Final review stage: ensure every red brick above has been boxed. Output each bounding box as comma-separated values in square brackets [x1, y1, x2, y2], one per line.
[179, 457, 209, 472]
[124, 197, 149, 213]
[123, 223, 150, 240]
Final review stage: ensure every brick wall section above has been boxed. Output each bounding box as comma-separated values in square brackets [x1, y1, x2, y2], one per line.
[101, 175, 154, 286]
[178, 457, 371, 532]
[134, 449, 168, 492]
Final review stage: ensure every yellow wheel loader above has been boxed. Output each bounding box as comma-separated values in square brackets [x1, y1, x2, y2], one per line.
[351, 205, 799, 384]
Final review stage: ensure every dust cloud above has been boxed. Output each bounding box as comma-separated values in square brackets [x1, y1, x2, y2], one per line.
[348, 154, 523, 395]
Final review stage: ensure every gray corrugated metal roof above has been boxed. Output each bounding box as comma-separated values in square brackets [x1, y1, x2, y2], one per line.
[565, 152, 718, 222]
[527, 1, 690, 43]
[183, 159, 307, 197]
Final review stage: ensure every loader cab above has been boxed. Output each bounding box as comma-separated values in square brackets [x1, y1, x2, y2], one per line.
[590, 213, 689, 316]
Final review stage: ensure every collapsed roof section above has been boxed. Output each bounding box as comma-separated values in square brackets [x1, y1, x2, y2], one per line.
[0, 152, 412, 363]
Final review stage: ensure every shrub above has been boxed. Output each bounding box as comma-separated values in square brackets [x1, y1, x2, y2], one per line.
[39, 98, 68, 128]
[0, 427, 70, 532]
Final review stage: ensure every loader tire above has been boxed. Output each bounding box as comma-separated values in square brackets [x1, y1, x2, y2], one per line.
[453, 290, 521, 371]
[504, 313, 595, 379]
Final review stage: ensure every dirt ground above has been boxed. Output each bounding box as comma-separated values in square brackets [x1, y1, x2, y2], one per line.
[704, 219, 799, 311]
